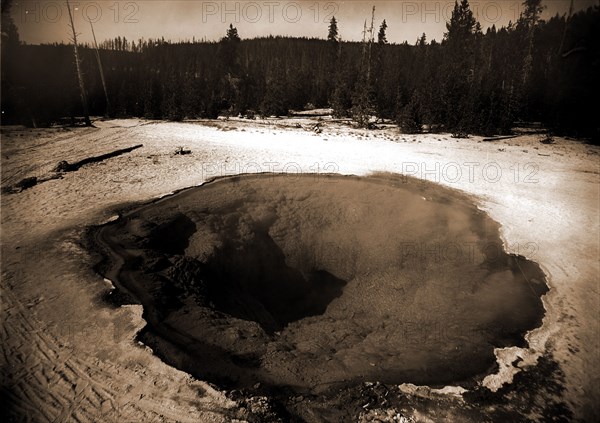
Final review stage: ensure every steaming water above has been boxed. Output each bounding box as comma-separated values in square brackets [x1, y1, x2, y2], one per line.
[95, 174, 548, 392]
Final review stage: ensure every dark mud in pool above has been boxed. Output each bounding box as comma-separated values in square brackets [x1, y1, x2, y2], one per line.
[92, 173, 548, 395]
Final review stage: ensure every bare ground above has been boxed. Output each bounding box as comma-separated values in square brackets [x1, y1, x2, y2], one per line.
[1, 118, 598, 421]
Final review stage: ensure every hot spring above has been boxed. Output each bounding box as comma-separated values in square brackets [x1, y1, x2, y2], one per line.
[94, 173, 547, 394]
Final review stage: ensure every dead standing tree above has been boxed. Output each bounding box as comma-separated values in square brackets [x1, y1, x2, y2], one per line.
[90, 19, 110, 116]
[521, 0, 544, 85]
[66, 0, 92, 126]
[558, 0, 574, 56]
[351, 6, 376, 128]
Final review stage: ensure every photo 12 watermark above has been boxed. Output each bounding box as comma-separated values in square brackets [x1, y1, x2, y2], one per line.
[396, 1, 525, 25]
[201, 1, 340, 24]
[199, 160, 340, 181]
[14, 1, 140, 24]
[400, 161, 540, 184]
[198, 1, 527, 26]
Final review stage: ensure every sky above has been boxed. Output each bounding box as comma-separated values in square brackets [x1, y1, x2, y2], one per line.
[9, 0, 597, 45]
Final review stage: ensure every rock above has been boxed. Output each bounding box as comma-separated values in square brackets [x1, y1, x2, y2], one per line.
[53, 160, 72, 172]
[358, 408, 414, 422]
[15, 176, 38, 190]
[174, 147, 192, 155]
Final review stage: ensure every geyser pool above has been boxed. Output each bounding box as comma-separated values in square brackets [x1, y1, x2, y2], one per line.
[94, 173, 548, 393]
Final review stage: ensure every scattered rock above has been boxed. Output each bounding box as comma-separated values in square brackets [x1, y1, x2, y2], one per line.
[53, 160, 72, 172]
[358, 408, 414, 422]
[311, 123, 322, 134]
[15, 176, 38, 190]
[174, 147, 192, 155]
[239, 396, 284, 422]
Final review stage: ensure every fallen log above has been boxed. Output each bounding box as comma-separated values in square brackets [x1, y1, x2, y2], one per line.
[3, 145, 143, 195]
[482, 135, 518, 142]
[2, 173, 63, 194]
[53, 144, 143, 172]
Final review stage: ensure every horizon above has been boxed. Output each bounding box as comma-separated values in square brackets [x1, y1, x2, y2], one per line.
[10, 0, 597, 46]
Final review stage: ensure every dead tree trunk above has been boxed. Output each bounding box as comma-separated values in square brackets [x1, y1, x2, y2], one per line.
[66, 0, 91, 126]
[352, 7, 376, 128]
[90, 20, 110, 116]
[366, 6, 375, 83]
[558, 0, 574, 55]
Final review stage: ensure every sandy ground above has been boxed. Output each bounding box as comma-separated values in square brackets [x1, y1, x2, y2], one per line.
[1, 118, 598, 422]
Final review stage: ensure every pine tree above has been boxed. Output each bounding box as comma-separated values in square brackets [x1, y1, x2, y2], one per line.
[219, 24, 241, 70]
[442, 0, 481, 134]
[218, 24, 242, 115]
[260, 59, 288, 117]
[374, 20, 391, 120]
[328, 17, 339, 42]
[398, 92, 423, 133]
[377, 20, 388, 44]
[163, 67, 183, 121]
[331, 79, 351, 118]
[226, 24, 241, 42]
[519, 0, 544, 30]
[143, 77, 162, 119]
[518, 0, 545, 84]
[330, 40, 352, 119]
[445, 0, 478, 44]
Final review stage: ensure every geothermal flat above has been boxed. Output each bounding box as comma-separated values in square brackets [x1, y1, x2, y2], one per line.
[2, 119, 598, 421]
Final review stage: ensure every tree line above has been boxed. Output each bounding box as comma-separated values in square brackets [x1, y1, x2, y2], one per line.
[1, 0, 598, 139]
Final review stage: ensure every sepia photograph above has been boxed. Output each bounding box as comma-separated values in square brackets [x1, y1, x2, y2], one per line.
[1, 0, 599, 421]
